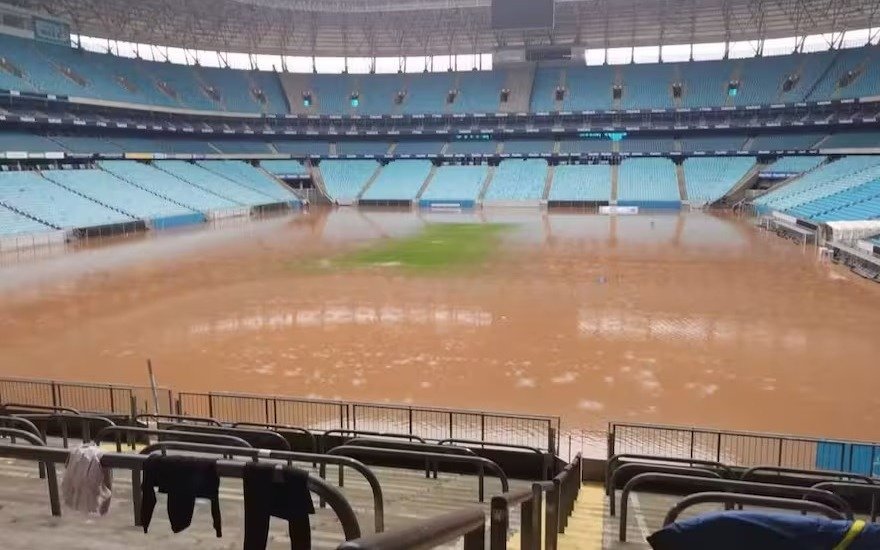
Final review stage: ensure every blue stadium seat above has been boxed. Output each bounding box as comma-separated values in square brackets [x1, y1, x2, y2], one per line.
[361, 160, 433, 201]
[683, 157, 755, 205]
[618, 158, 681, 206]
[319, 160, 379, 201]
[549, 164, 612, 201]
[484, 159, 548, 201]
[420, 164, 487, 202]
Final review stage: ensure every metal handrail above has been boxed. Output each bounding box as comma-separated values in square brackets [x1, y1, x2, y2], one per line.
[605, 453, 732, 495]
[93, 426, 253, 451]
[1, 403, 81, 415]
[663, 492, 846, 526]
[320, 429, 426, 453]
[0, 442, 361, 541]
[740, 465, 875, 485]
[336, 506, 485, 550]
[15, 412, 116, 447]
[0, 430, 59, 516]
[232, 422, 318, 454]
[490, 487, 537, 550]
[609, 463, 723, 516]
[138, 441, 386, 532]
[437, 438, 544, 455]
[0, 415, 47, 478]
[135, 413, 222, 426]
[618, 473, 854, 542]
[342, 438, 476, 480]
[811, 481, 880, 522]
[151, 423, 291, 451]
[328, 445, 508, 502]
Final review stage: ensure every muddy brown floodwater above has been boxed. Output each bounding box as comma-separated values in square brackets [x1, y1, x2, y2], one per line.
[1, 208, 879, 446]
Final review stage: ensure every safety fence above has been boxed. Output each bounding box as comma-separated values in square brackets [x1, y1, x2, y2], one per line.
[608, 422, 880, 474]
[0, 376, 173, 416]
[0, 377, 559, 452]
[178, 391, 559, 453]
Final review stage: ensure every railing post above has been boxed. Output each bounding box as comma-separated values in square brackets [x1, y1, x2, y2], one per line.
[778, 438, 784, 467]
[448, 412, 454, 439]
[490, 496, 508, 550]
[108, 386, 115, 413]
[463, 520, 485, 550]
[480, 414, 485, 443]
[408, 408, 413, 435]
[545, 480, 559, 550]
[207, 393, 214, 419]
[350, 404, 355, 431]
[264, 398, 270, 424]
[272, 398, 278, 425]
[50, 381, 58, 408]
[549, 425, 556, 455]
[689, 430, 695, 459]
[531, 483, 543, 549]
[716, 433, 722, 462]
[520, 497, 534, 550]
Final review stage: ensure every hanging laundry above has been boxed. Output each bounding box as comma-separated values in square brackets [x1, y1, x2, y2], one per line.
[242, 462, 315, 550]
[141, 454, 222, 537]
[61, 443, 112, 515]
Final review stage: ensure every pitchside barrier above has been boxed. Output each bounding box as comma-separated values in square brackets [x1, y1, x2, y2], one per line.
[0, 377, 558, 453]
[4, 375, 878, 473]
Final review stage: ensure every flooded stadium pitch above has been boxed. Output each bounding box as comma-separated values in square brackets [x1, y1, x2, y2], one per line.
[1, 208, 879, 445]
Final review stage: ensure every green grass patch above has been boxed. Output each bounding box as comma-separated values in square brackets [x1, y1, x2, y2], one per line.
[338, 223, 509, 273]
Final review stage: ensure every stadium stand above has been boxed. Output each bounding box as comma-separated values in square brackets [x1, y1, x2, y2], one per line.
[272, 141, 330, 156]
[352, 74, 406, 115]
[483, 159, 548, 202]
[749, 133, 825, 151]
[530, 67, 563, 112]
[501, 140, 555, 155]
[618, 158, 681, 207]
[0, 132, 65, 153]
[562, 65, 615, 111]
[196, 160, 300, 203]
[40, 168, 195, 220]
[335, 141, 392, 156]
[620, 63, 674, 110]
[767, 156, 826, 173]
[445, 140, 498, 155]
[400, 72, 454, 114]
[360, 160, 433, 201]
[319, 160, 380, 202]
[209, 139, 273, 154]
[99, 160, 240, 212]
[392, 140, 447, 156]
[46, 135, 123, 154]
[679, 59, 737, 107]
[260, 159, 309, 177]
[0, 170, 133, 229]
[420, 164, 488, 203]
[680, 135, 747, 152]
[548, 164, 612, 202]
[454, 70, 506, 113]
[755, 156, 880, 215]
[619, 137, 676, 154]
[821, 131, 880, 149]
[558, 139, 614, 154]
[107, 137, 217, 154]
[807, 47, 879, 101]
[683, 157, 755, 205]
[0, 205, 51, 235]
[153, 160, 278, 206]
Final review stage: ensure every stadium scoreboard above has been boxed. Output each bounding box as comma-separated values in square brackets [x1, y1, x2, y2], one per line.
[491, 0, 555, 31]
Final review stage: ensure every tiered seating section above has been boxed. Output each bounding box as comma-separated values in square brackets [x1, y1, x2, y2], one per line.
[756, 155, 880, 221]
[420, 165, 488, 204]
[618, 158, 681, 207]
[1, 32, 878, 115]
[483, 159, 548, 202]
[0, 160, 299, 244]
[319, 160, 380, 202]
[768, 156, 826, 174]
[683, 157, 755, 205]
[361, 160, 433, 202]
[548, 164, 612, 202]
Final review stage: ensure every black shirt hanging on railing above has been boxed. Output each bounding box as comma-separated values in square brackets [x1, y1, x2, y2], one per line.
[141, 454, 222, 537]
[242, 462, 315, 550]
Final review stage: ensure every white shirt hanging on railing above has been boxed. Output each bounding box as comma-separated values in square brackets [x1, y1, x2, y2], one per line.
[61, 444, 112, 516]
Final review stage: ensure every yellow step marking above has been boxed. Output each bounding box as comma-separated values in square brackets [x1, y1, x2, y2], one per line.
[508, 483, 605, 550]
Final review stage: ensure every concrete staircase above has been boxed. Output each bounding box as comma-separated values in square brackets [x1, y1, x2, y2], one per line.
[0, 451, 527, 550]
[500, 64, 536, 113]
[356, 163, 385, 200]
[477, 165, 497, 202]
[675, 163, 688, 202]
[414, 164, 439, 201]
[542, 165, 556, 200]
[558, 483, 605, 549]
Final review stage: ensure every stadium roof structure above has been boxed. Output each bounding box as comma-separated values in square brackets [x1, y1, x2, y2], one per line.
[19, 0, 880, 57]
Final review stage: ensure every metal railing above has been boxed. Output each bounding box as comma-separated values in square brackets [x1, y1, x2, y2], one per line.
[138, 441, 386, 533]
[490, 487, 538, 550]
[609, 463, 724, 516]
[740, 465, 875, 485]
[663, 492, 846, 525]
[608, 421, 880, 471]
[0, 377, 173, 416]
[618, 473, 854, 542]
[93, 426, 253, 451]
[328, 445, 508, 502]
[605, 453, 733, 496]
[16, 413, 116, 447]
[337, 507, 485, 550]
[811, 482, 880, 522]
[0, 428, 58, 515]
[179, 390, 559, 452]
[148, 423, 292, 451]
[0, 442, 362, 541]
